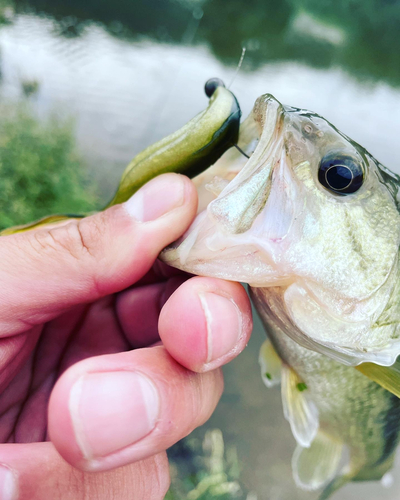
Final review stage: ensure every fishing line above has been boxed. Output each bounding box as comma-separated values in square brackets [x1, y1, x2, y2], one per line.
[227, 47, 246, 90]
[233, 143, 250, 158]
[229, 48, 249, 160]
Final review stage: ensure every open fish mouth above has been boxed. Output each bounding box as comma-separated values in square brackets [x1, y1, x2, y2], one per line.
[161, 94, 296, 287]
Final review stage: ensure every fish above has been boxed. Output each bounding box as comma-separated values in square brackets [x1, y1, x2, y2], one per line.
[160, 92, 400, 498]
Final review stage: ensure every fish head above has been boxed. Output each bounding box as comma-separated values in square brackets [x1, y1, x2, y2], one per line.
[161, 93, 400, 366]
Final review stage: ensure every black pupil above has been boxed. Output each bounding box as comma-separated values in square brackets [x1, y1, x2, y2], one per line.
[326, 165, 353, 190]
[318, 153, 364, 195]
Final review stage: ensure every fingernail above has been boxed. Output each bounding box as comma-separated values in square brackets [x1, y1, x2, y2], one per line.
[199, 292, 242, 365]
[0, 465, 18, 500]
[125, 175, 186, 222]
[70, 372, 160, 461]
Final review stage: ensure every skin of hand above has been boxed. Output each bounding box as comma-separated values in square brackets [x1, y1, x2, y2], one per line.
[0, 173, 253, 500]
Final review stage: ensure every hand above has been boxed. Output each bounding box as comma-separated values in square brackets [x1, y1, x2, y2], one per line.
[0, 174, 253, 500]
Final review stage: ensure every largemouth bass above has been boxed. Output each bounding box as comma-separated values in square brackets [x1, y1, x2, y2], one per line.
[161, 93, 400, 498]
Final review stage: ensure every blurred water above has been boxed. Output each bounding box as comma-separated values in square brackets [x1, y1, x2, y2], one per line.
[1, 1, 400, 498]
[1, 10, 400, 199]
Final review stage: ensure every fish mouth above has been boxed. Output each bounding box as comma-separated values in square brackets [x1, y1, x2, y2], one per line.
[160, 94, 294, 286]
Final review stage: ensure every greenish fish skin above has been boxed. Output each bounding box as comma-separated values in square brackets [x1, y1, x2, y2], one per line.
[160, 94, 400, 498]
[252, 287, 400, 498]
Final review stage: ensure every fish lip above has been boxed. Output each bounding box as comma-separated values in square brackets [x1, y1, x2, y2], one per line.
[160, 95, 286, 264]
[252, 94, 284, 150]
[204, 95, 285, 232]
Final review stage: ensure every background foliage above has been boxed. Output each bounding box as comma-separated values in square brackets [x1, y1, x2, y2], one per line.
[0, 106, 98, 230]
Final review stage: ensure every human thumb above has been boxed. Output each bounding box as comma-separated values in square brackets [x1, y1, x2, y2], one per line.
[0, 173, 197, 336]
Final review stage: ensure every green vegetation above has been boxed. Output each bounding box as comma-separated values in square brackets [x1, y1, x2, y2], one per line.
[14, 0, 193, 41]
[0, 0, 13, 24]
[167, 429, 249, 500]
[200, 0, 400, 85]
[0, 105, 98, 230]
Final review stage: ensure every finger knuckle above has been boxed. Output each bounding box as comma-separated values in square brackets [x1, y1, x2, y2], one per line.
[31, 217, 104, 263]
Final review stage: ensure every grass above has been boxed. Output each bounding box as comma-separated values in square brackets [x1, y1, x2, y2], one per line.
[0, 104, 98, 230]
[167, 429, 252, 500]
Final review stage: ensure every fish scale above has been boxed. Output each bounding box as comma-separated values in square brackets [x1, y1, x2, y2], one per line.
[256, 287, 397, 466]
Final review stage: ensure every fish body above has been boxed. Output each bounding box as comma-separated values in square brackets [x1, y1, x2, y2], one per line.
[161, 93, 400, 497]
[252, 286, 400, 496]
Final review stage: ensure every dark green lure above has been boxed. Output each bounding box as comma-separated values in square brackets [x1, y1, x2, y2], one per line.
[107, 78, 240, 206]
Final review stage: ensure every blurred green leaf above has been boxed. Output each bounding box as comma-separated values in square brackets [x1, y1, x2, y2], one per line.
[168, 429, 249, 500]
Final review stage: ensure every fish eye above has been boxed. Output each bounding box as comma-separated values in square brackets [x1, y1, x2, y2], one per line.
[318, 152, 364, 195]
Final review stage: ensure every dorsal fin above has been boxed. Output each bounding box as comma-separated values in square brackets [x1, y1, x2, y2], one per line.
[281, 365, 319, 447]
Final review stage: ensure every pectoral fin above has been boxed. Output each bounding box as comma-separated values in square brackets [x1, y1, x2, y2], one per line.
[356, 359, 400, 399]
[281, 365, 319, 448]
[258, 338, 282, 388]
[292, 432, 343, 492]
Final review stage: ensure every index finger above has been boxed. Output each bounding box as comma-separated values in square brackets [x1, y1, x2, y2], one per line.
[159, 277, 253, 372]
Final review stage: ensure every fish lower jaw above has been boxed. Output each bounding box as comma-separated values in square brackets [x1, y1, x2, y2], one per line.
[160, 202, 296, 286]
[160, 248, 290, 287]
